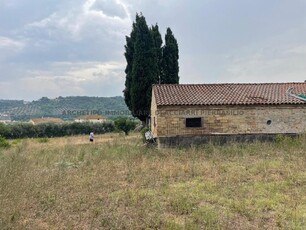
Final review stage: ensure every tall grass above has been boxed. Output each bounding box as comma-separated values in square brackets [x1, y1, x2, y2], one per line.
[0, 134, 305, 229]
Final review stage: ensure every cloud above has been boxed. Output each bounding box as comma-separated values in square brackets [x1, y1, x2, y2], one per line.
[1, 0, 306, 100]
[26, 0, 131, 41]
[90, 0, 128, 19]
[0, 36, 25, 61]
[0, 61, 125, 100]
[286, 45, 306, 55]
[0, 0, 131, 99]
[0, 36, 24, 49]
[220, 43, 306, 83]
[18, 0, 131, 65]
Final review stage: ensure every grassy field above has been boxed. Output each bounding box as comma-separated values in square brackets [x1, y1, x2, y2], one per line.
[0, 133, 305, 229]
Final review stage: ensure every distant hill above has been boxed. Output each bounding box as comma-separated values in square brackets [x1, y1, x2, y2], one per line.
[0, 96, 129, 121]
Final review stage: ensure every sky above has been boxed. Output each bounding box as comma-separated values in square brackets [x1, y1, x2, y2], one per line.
[0, 0, 306, 100]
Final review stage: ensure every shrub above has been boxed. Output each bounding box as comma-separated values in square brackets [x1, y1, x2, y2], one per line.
[0, 136, 10, 148]
[0, 123, 10, 137]
[114, 117, 137, 135]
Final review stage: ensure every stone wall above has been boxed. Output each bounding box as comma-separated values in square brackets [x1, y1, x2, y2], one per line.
[151, 104, 306, 138]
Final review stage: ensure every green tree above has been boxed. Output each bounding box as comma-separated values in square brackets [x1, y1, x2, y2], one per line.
[114, 117, 137, 135]
[0, 123, 10, 137]
[128, 13, 158, 123]
[124, 14, 179, 124]
[150, 24, 163, 83]
[124, 22, 137, 112]
[161, 28, 179, 84]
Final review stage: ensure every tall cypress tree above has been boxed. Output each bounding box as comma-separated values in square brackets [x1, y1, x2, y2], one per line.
[123, 22, 136, 112]
[124, 14, 179, 124]
[150, 24, 163, 83]
[129, 13, 158, 122]
[161, 28, 179, 84]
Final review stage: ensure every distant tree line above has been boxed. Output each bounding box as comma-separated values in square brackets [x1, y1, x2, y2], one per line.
[0, 122, 114, 139]
[0, 96, 128, 121]
[124, 13, 179, 123]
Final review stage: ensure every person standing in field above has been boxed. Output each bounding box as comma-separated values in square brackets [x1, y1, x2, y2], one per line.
[89, 131, 94, 142]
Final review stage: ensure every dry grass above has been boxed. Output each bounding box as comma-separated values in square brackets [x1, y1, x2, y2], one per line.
[0, 133, 306, 229]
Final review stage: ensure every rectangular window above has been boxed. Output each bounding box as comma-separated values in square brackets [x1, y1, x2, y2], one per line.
[186, 117, 202, 128]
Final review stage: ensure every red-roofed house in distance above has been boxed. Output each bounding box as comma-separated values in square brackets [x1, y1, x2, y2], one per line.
[151, 82, 306, 148]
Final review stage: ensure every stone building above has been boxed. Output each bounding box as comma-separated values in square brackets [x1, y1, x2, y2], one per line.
[150, 82, 306, 148]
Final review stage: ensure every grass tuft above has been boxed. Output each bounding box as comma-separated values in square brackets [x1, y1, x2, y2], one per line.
[36, 137, 49, 143]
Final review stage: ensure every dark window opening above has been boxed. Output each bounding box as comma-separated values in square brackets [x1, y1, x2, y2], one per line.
[267, 119, 272, 125]
[153, 117, 156, 127]
[186, 117, 202, 128]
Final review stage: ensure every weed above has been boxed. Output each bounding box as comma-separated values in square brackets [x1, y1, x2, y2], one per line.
[169, 196, 197, 215]
[11, 139, 22, 145]
[40, 192, 57, 211]
[55, 160, 80, 169]
[37, 137, 49, 143]
[191, 206, 220, 228]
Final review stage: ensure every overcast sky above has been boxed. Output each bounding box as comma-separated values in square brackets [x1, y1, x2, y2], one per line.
[1, 0, 306, 100]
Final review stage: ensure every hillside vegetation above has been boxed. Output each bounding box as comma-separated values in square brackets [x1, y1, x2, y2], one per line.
[0, 96, 128, 121]
[0, 135, 305, 229]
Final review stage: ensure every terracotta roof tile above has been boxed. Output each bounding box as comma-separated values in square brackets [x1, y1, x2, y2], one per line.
[153, 82, 306, 106]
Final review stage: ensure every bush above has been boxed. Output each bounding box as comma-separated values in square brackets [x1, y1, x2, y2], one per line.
[0, 123, 10, 137]
[0, 136, 10, 148]
[3, 122, 115, 139]
[114, 117, 137, 135]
